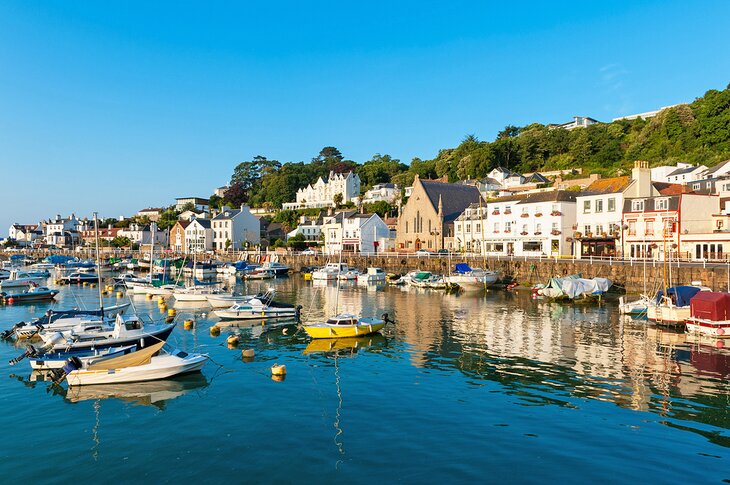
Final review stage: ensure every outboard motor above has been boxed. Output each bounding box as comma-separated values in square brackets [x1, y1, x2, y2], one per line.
[1, 321, 29, 340]
[51, 356, 83, 385]
[9, 344, 39, 366]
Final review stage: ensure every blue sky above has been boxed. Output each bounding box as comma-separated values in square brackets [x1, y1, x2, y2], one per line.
[1, 1, 729, 232]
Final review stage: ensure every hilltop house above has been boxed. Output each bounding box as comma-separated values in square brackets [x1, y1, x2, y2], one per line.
[283, 171, 361, 210]
[395, 175, 482, 252]
[175, 197, 210, 213]
[548, 116, 600, 130]
[361, 183, 400, 204]
[136, 208, 164, 221]
[45, 214, 82, 248]
[211, 205, 261, 251]
[287, 215, 324, 242]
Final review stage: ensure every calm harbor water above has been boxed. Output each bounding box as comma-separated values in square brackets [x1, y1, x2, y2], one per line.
[1, 276, 730, 483]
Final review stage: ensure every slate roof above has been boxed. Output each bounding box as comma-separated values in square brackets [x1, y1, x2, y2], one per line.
[420, 180, 482, 223]
[704, 160, 730, 176]
[190, 219, 211, 229]
[213, 208, 241, 220]
[525, 173, 549, 184]
[516, 190, 577, 205]
[667, 165, 700, 177]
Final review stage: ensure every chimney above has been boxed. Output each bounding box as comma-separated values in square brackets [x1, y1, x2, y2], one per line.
[632, 161, 652, 197]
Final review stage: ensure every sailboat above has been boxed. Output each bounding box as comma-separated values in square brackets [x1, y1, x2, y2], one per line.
[302, 249, 392, 339]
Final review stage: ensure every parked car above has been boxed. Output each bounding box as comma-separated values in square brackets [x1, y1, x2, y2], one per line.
[301, 248, 319, 255]
[415, 249, 433, 256]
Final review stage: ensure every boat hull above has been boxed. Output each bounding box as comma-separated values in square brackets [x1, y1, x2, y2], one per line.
[66, 353, 208, 386]
[686, 318, 730, 338]
[303, 321, 385, 339]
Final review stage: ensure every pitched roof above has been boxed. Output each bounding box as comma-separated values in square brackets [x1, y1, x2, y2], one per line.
[212, 208, 241, 220]
[704, 159, 730, 176]
[173, 220, 190, 229]
[652, 182, 685, 195]
[525, 172, 549, 184]
[189, 219, 211, 229]
[582, 176, 631, 195]
[667, 165, 700, 176]
[419, 180, 482, 223]
[516, 190, 577, 205]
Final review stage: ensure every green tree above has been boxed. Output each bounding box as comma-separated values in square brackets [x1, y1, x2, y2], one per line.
[333, 193, 344, 207]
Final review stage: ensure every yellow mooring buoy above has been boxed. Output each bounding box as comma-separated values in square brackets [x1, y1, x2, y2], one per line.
[183, 319, 194, 330]
[210, 326, 221, 336]
[241, 348, 255, 359]
[271, 363, 287, 376]
[227, 335, 239, 346]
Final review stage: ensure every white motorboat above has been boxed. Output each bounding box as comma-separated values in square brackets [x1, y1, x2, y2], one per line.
[443, 264, 499, 290]
[172, 282, 223, 302]
[59, 272, 99, 284]
[205, 292, 259, 308]
[312, 263, 349, 280]
[0, 269, 47, 289]
[3, 303, 131, 340]
[337, 269, 361, 281]
[357, 267, 386, 284]
[618, 295, 652, 316]
[59, 341, 208, 386]
[261, 261, 290, 276]
[40, 314, 176, 352]
[213, 292, 300, 320]
[244, 268, 275, 280]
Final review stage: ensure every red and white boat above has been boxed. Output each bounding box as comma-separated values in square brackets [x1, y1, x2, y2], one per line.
[686, 292, 730, 338]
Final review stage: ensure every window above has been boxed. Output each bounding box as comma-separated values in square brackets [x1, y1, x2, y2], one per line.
[596, 199, 603, 213]
[655, 198, 668, 211]
[551, 222, 559, 231]
[505, 222, 512, 232]
[583, 200, 591, 213]
[707, 182, 712, 189]
[476, 224, 481, 232]
[632, 200, 644, 212]
[466, 224, 471, 232]
[523, 241, 542, 252]
[628, 221, 636, 235]
[645, 220, 654, 235]
[535, 223, 542, 234]
[522, 224, 528, 233]
[596, 225, 604, 236]
[693, 183, 700, 190]
[584, 225, 591, 234]
[608, 198, 616, 212]
[494, 222, 500, 232]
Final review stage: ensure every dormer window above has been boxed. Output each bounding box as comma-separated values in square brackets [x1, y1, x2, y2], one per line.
[632, 200, 645, 212]
[655, 198, 668, 211]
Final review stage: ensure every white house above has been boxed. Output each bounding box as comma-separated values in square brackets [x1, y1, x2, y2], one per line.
[574, 176, 631, 258]
[175, 197, 210, 213]
[184, 218, 213, 253]
[549, 116, 600, 130]
[361, 183, 400, 204]
[322, 211, 391, 254]
[8, 224, 42, 246]
[119, 223, 168, 247]
[178, 210, 208, 221]
[211, 205, 261, 250]
[45, 214, 81, 248]
[480, 191, 577, 257]
[453, 203, 488, 253]
[136, 208, 164, 221]
[488, 167, 525, 188]
[283, 171, 361, 210]
[664, 164, 708, 184]
[287, 215, 323, 242]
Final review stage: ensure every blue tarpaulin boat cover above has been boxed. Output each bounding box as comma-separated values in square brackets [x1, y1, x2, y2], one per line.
[44, 255, 76, 264]
[454, 263, 473, 274]
[655, 286, 702, 307]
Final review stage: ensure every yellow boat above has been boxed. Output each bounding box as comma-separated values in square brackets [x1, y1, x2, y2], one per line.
[302, 313, 386, 339]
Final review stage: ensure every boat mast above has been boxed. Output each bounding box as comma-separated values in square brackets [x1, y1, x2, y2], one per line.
[479, 193, 487, 289]
[150, 221, 156, 282]
[334, 232, 343, 316]
[93, 212, 103, 312]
